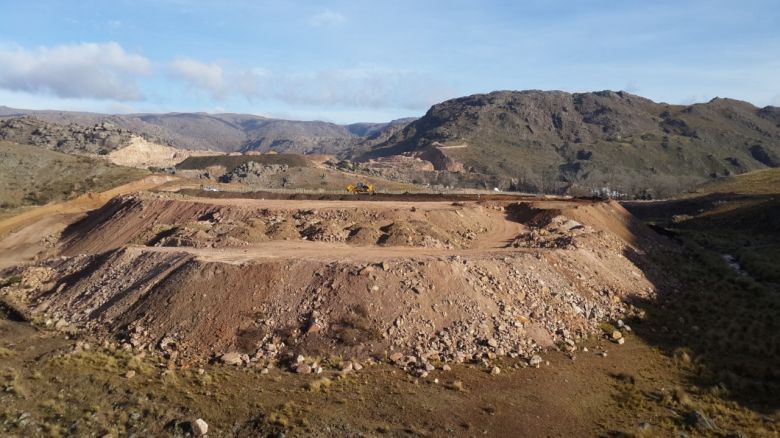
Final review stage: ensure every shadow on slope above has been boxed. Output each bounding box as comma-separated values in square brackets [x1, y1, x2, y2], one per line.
[622, 195, 780, 416]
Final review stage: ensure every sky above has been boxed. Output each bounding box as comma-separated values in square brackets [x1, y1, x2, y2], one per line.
[0, 0, 778, 123]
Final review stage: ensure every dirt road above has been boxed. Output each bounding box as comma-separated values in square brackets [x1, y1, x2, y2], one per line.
[0, 175, 177, 268]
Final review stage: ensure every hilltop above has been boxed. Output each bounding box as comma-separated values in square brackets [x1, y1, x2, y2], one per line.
[361, 90, 780, 197]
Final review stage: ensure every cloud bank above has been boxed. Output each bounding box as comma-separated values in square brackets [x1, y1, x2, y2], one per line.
[169, 57, 225, 97]
[167, 59, 452, 110]
[0, 42, 150, 101]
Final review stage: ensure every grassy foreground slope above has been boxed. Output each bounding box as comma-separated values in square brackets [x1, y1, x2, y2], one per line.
[690, 167, 780, 196]
[677, 170, 780, 285]
[622, 167, 780, 426]
[0, 141, 148, 214]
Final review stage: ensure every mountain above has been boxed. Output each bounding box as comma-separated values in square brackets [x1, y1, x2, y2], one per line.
[6, 91, 780, 198]
[346, 118, 417, 137]
[0, 107, 416, 155]
[360, 90, 780, 197]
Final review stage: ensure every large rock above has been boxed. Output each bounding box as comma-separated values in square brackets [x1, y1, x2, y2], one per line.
[220, 352, 244, 366]
[192, 418, 208, 436]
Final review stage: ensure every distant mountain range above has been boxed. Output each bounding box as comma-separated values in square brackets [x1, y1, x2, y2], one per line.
[0, 106, 414, 154]
[3, 89, 780, 197]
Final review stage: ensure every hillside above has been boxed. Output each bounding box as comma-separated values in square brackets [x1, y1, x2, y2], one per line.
[6, 92, 780, 198]
[0, 141, 147, 213]
[689, 167, 780, 196]
[0, 117, 138, 155]
[0, 107, 415, 154]
[361, 90, 780, 197]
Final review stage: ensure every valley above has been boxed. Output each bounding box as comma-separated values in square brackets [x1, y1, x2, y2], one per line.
[0, 92, 778, 437]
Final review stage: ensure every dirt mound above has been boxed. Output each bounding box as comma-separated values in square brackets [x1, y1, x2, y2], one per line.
[0, 192, 669, 368]
[346, 226, 383, 245]
[9, 240, 654, 365]
[507, 200, 658, 246]
[379, 220, 453, 248]
[60, 193, 505, 254]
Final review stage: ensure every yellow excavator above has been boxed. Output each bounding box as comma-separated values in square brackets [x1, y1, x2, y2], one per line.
[346, 182, 375, 194]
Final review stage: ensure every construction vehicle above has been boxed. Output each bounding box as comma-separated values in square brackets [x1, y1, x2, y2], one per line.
[346, 182, 375, 194]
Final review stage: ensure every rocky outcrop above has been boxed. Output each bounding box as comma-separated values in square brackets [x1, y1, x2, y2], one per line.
[0, 117, 136, 154]
[412, 146, 466, 172]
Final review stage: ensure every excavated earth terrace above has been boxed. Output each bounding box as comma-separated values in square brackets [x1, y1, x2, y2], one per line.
[1, 191, 670, 372]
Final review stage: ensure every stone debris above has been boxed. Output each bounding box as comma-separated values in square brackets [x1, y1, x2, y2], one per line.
[192, 418, 208, 436]
[220, 352, 245, 366]
[3, 195, 664, 376]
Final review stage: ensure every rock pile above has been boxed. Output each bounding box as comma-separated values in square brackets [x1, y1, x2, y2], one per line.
[510, 215, 588, 249]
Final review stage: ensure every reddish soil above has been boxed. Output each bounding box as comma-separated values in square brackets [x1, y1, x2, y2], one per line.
[1, 191, 667, 368]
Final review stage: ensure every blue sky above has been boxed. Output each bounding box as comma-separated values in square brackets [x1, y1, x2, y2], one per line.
[0, 0, 778, 123]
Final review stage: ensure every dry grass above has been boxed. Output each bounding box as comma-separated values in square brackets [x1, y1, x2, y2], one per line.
[305, 377, 333, 392]
[0, 141, 148, 212]
[691, 168, 780, 196]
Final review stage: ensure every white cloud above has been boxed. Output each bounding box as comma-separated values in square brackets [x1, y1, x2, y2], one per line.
[309, 10, 346, 28]
[0, 42, 150, 101]
[167, 59, 453, 110]
[255, 67, 449, 109]
[169, 57, 225, 97]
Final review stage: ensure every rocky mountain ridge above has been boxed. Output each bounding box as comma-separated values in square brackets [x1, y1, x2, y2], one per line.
[5, 90, 780, 198]
[0, 106, 414, 155]
[361, 90, 780, 197]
